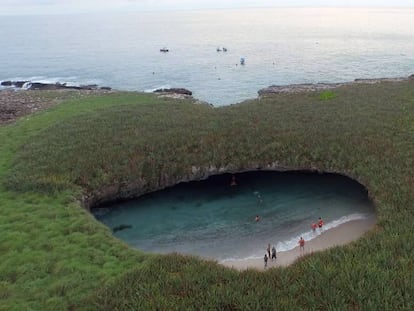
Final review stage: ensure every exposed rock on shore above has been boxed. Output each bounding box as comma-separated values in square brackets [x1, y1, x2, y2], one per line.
[153, 88, 192, 96]
[153, 88, 194, 100]
[0, 90, 55, 124]
[153, 88, 214, 106]
[0, 89, 112, 125]
[0, 86, 207, 125]
[258, 76, 412, 96]
[1, 80, 111, 91]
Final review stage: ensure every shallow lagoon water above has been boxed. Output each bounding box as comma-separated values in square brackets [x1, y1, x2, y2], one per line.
[93, 171, 375, 262]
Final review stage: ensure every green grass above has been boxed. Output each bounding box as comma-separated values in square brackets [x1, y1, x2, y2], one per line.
[0, 82, 414, 309]
[318, 90, 338, 100]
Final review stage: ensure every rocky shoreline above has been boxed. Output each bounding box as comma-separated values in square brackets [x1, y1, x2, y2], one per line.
[0, 83, 207, 124]
[257, 75, 414, 96]
[1, 80, 112, 91]
[2, 75, 413, 125]
[153, 87, 192, 96]
[0, 88, 115, 125]
[0, 80, 116, 124]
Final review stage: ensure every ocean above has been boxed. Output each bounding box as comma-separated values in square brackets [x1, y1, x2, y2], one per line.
[92, 171, 376, 262]
[1, 8, 413, 105]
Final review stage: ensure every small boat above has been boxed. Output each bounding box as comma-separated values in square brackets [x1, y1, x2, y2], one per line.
[216, 47, 222, 52]
[160, 47, 169, 52]
[240, 57, 245, 65]
[223, 47, 227, 52]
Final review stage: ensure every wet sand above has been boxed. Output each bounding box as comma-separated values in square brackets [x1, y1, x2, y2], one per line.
[220, 216, 377, 270]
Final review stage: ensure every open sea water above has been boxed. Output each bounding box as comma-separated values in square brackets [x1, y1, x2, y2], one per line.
[1, 8, 414, 105]
[92, 172, 375, 262]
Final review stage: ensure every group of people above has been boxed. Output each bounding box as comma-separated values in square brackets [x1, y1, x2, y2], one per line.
[299, 217, 324, 253]
[311, 217, 324, 232]
[231, 174, 327, 268]
[298, 217, 325, 253]
[263, 243, 277, 268]
[264, 217, 326, 267]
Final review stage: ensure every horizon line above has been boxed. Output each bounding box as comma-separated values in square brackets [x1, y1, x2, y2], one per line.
[1, 5, 413, 16]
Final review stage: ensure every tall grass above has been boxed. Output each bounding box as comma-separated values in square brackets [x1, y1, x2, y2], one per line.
[0, 81, 413, 309]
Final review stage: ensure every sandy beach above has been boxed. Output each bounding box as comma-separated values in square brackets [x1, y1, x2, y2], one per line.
[221, 216, 377, 270]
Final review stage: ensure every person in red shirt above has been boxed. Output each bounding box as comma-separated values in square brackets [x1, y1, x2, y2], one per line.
[318, 217, 324, 229]
[298, 237, 305, 251]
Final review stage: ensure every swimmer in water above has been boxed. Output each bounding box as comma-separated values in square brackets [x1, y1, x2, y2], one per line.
[318, 217, 324, 230]
[254, 191, 263, 204]
[255, 215, 260, 222]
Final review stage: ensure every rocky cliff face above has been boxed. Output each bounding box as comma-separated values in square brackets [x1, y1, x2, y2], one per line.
[83, 161, 321, 210]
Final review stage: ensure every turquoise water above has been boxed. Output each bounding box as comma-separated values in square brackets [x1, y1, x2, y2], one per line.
[1, 8, 414, 105]
[92, 171, 375, 261]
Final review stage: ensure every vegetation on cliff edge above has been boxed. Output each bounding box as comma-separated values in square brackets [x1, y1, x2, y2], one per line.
[0, 81, 413, 309]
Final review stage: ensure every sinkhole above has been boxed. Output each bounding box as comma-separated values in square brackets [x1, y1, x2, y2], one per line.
[92, 171, 376, 262]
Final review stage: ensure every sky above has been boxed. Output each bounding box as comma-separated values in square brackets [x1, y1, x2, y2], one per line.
[1, 0, 414, 15]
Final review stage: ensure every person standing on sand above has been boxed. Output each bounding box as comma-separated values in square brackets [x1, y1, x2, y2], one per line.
[266, 243, 271, 259]
[264, 253, 268, 268]
[299, 237, 305, 252]
[271, 246, 277, 262]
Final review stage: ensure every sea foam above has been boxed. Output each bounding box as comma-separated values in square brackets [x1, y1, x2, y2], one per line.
[0, 76, 103, 90]
[275, 213, 369, 252]
[144, 85, 171, 93]
[220, 213, 370, 262]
